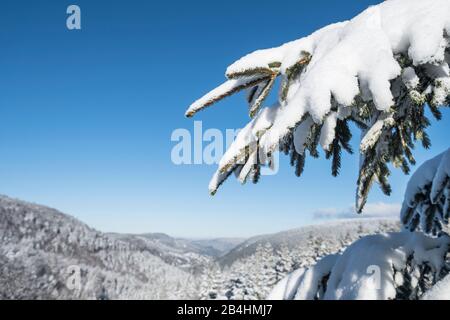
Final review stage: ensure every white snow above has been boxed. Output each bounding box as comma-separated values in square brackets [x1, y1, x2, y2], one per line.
[267, 268, 306, 300]
[294, 254, 339, 300]
[238, 151, 257, 183]
[209, 105, 278, 193]
[186, 76, 268, 117]
[0, 195, 203, 300]
[225, 23, 345, 77]
[269, 231, 450, 300]
[404, 152, 446, 207]
[402, 67, 420, 90]
[431, 149, 450, 203]
[293, 117, 313, 155]
[211, 219, 399, 300]
[432, 75, 450, 106]
[360, 113, 395, 153]
[401, 148, 450, 231]
[319, 112, 338, 151]
[422, 274, 450, 300]
[258, 0, 450, 153]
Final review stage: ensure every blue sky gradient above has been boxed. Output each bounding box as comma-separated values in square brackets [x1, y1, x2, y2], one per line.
[1, 0, 449, 237]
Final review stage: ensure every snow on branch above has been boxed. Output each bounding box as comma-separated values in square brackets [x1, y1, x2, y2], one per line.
[401, 148, 450, 236]
[185, 75, 271, 118]
[269, 232, 450, 300]
[187, 0, 450, 212]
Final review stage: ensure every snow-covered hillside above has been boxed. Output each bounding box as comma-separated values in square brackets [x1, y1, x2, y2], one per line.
[124, 233, 244, 259]
[219, 219, 400, 267]
[201, 219, 400, 300]
[0, 195, 408, 300]
[0, 195, 205, 299]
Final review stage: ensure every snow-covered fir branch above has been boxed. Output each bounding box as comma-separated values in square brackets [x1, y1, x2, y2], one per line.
[401, 148, 450, 236]
[187, 0, 450, 213]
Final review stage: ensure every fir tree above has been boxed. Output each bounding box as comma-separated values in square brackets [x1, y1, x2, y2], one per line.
[199, 263, 225, 300]
[274, 243, 294, 281]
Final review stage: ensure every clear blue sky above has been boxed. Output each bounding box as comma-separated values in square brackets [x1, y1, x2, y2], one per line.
[1, 0, 449, 238]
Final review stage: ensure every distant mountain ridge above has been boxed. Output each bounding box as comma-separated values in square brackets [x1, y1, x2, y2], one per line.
[218, 218, 400, 267]
[123, 233, 245, 258]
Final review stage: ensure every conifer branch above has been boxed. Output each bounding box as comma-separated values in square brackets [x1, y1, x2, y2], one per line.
[186, 76, 270, 118]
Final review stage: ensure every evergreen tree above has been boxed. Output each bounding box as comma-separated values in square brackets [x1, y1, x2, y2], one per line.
[222, 261, 258, 300]
[199, 263, 225, 300]
[274, 243, 294, 281]
[401, 149, 450, 236]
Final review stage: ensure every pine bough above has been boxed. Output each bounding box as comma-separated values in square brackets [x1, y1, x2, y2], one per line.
[186, 0, 450, 213]
[402, 149, 450, 236]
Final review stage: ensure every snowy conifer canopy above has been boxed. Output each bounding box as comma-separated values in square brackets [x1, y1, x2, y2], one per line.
[187, 0, 450, 212]
[401, 148, 450, 236]
[268, 232, 450, 300]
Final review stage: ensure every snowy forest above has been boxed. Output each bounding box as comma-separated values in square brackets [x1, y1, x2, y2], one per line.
[0, 194, 399, 299]
[1, 0, 450, 301]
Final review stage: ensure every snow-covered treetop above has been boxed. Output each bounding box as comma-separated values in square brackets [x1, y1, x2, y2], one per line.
[401, 148, 450, 236]
[268, 231, 450, 300]
[187, 0, 450, 212]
